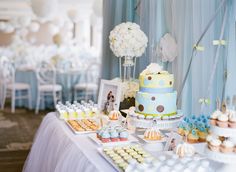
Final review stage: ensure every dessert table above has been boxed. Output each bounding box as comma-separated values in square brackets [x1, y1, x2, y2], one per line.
[23, 112, 222, 172]
[23, 112, 115, 172]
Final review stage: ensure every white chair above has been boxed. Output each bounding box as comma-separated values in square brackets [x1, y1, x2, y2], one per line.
[0, 59, 32, 113]
[74, 62, 100, 101]
[35, 61, 62, 114]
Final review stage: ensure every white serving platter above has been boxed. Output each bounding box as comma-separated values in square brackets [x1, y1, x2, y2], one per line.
[65, 121, 98, 135]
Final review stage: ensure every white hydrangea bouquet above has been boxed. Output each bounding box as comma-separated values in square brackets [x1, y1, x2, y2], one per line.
[109, 22, 148, 58]
[109, 22, 148, 109]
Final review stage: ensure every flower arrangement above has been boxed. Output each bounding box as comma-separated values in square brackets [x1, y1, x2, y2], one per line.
[109, 22, 148, 58]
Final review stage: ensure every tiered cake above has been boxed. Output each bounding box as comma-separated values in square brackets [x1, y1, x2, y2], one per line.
[135, 63, 177, 118]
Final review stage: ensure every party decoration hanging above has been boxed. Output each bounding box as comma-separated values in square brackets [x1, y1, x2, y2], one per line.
[31, 0, 58, 19]
[29, 22, 40, 32]
[48, 24, 59, 36]
[213, 39, 226, 45]
[67, 9, 79, 23]
[193, 44, 205, 51]
[0, 22, 6, 31]
[4, 24, 15, 33]
[157, 33, 178, 62]
[92, 0, 103, 17]
[18, 16, 31, 27]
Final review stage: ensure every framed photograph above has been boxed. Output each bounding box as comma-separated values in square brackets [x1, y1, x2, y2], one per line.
[164, 132, 182, 151]
[98, 79, 122, 114]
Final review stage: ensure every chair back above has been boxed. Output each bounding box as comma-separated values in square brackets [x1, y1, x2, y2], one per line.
[36, 61, 56, 86]
[0, 57, 15, 85]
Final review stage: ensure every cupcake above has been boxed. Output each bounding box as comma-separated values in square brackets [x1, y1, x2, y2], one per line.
[210, 110, 220, 125]
[101, 131, 110, 143]
[178, 126, 185, 136]
[216, 114, 229, 128]
[220, 140, 234, 153]
[229, 111, 236, 128]
[187, 129, 199, 143]
[208, 138, 221, 152]
[119, 130, 129, 141]
[110, 130, 119, 142]
[197, 126, 208, 142]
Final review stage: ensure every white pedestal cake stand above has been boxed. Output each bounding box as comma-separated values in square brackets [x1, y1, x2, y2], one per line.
[127, 110, 183, 152]
[206, 125, 236, 172]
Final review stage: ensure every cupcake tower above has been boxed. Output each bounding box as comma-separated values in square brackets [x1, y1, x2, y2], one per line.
[177, 114, 210, 143]
[56, 100, 99, 120]
[96, 126, 129, 143]
[206, 107, 236, 172]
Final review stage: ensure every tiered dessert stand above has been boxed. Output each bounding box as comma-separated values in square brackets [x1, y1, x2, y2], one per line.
[205, 125, 236, 172]
[126, 110, 184, 151]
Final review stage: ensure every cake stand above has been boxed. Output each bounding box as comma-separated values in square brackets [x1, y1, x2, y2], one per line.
[127, 110, 184, 152]
[205, 125, 236, 172]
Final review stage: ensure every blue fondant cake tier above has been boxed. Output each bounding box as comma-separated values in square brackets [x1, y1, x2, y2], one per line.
[135, 91, 177, 116]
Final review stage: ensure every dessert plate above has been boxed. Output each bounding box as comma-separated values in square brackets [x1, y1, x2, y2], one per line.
[137, 134, 167, 144]
[65, 120, 99, 135]
[89, 134, 138, 147]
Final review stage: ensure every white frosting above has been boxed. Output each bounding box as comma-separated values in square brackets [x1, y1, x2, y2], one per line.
[217, 114, 228, 122]
[206, 135, 214, 142]
[222, 140, 234, 148]
[141, 63, 163, 75]
[211, 110, 221, 119]
[210, 139, 221, 146]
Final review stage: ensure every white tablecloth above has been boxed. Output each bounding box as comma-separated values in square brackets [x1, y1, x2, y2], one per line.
[23, 112, 116, 172]
[23, 112, 224, 172]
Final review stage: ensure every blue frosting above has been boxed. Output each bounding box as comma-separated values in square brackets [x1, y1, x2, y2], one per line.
[140, 87, 173, 94]
[101, 131, 110, 138]
[120, 131, 128, 138]
[110, 131, 119, 138]
[135, 91, 177, 115]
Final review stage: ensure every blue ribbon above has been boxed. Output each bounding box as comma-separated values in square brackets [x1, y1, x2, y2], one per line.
[140, 87, 173, 93]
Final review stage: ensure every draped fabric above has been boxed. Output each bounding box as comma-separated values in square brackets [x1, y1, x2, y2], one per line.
[101, 0, 136, 80]
[102, 0, 236, 115]
[225, 0, 236, 105]
[23, 113, 115, 172]
[164, 0, 235, 115]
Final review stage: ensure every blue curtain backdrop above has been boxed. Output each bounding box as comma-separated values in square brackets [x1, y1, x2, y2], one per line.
[102, 0, 236, 116]
[101, 0, 137, 80]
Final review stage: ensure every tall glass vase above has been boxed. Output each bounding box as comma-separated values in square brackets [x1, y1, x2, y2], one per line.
[119, 56, 136, 81]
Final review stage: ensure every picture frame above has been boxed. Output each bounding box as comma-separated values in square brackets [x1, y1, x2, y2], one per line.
[97, 79, 122, 114]
[164, 131, 183, 151]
